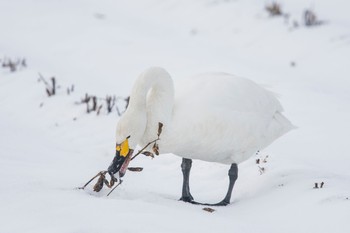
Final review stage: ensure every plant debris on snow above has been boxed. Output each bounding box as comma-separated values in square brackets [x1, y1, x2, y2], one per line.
[79, 122, 163, 196]
[77, 93, 129, 116]
[265, 2, 283, 17]
[1, 57, 26, 72]
[203, 207, 215, 213]
[313, 182, 325, 189]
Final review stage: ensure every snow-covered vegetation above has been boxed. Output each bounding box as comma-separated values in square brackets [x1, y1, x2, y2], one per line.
[1, 0, 349, 232]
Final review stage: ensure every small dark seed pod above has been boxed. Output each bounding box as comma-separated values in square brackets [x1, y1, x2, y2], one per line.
[93, 175, 105, 192]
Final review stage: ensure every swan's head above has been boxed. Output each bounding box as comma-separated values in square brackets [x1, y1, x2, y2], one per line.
[107, 135, 133, 178]
[108, 109, 147, 177]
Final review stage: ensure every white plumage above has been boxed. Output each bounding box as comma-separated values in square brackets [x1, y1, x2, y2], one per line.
[115, 67, 294, 205]
[116, 67, 294, 164]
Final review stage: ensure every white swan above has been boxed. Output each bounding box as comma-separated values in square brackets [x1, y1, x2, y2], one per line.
[109, 67, 294, 206]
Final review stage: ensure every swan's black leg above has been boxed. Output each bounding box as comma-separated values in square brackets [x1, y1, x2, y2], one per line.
[179, 161, 238, 206]
[179, 158, 194, 203]
[211, 163, 238, 206]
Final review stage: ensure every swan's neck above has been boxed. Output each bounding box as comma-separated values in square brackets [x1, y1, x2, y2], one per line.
[126, 67, 174, 147]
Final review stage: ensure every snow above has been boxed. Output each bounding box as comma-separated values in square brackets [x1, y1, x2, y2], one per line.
[1, 0, 349, 232]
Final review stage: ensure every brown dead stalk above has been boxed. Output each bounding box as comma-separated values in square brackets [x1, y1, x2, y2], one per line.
[105, 95, 116, 113]
[131, 122, 163, 161]
[203, 207, 215, 213]
[77, 94, 129, 116]
[38, 73, 57, 97]
[265, 2, 283, 16]
[79, 122, 163, 196]
[313, 181, 325, 189]
[304, 9, 324, 27]
[1, 57, 26, 72]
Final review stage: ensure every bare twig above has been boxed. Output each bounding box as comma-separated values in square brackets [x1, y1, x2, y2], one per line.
[107, 179, 123, 196]
[131, 122, 163, 161]
[320, 182, 324, 188]
[81, 93, 91, 104]
[51, 77, 56, 95]
[262, 155, 269, 163]
[80, 122, 163, 196]
[78, 171, 107, 190]
[131, 138, 160, 161]
[67, 85, 74, 95]
[125, 96, 130, 110]
[38, 73, 50, 86]
[38, 73, 56, 96]
[1, 57, 26, 72]
[106, 95, 116, 113]
[96, 105, 103, 115]
[116, 106, 122, 116]
[304, 9, 323, 27]
[258, 166, 265, 175]
[92, 96, 97, 111]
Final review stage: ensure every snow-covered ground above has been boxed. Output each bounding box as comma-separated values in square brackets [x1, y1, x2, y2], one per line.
[1, 0, 349, 232]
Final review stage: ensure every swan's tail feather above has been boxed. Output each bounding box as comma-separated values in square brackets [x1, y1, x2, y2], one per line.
[262, 112, 296, 148]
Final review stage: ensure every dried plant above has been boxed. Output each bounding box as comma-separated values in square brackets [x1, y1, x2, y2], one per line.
[203, 207, 215, 213]
[115, 96, 130, 116]
[313, 182, 325, 189]
[131, 122, 163, 161]
[265, 2, 283, 16]
[1, 57, 26, 72]
[141, 151, 155, 159]
[79, 122, 164, 196]
[124, 96, 130, 110]
[67, 85, 74, 95]
[255, 155, 268, 164]
[258, 166, 266, 175]
[105, 95, 116, 113]
[91, 96, 97, 111]
[77, 94, 129, 116]
[152, 143, 160, 155]
[262, 155, 269, 163]
[79, 93, 91, 104]
[38, 73, 57, 97]
[96, 104, 103, 115]
[93, 172, 107, 192]
[304, 9, 323, 27]
[256, 154, 269, 175]
[80, 94, 99, 114]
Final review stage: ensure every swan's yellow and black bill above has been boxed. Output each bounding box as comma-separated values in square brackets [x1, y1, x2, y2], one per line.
[116, 137, 130, 157]
[108, 136, 132, 177]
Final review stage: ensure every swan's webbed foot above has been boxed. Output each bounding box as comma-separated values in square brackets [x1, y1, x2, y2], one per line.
[179, 198, 229, 206]
[179, 194, 194, 203]
[179, 196, 203, 205]
[205, 200, 230, 206]
[203, 164, 237, 207]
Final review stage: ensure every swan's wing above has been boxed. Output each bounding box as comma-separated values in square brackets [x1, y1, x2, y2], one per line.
[165, 73, 292, 163]
[175, 73, 283, 116]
